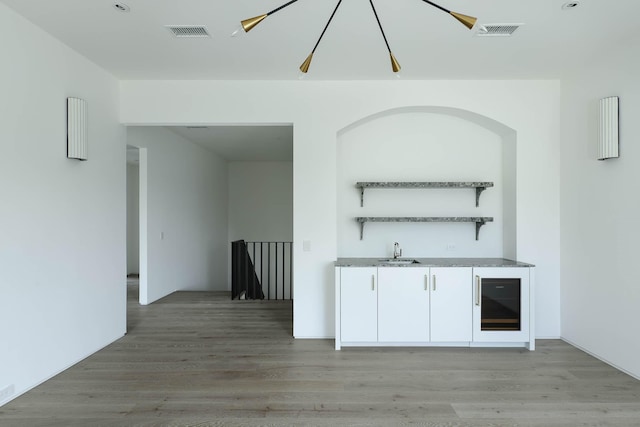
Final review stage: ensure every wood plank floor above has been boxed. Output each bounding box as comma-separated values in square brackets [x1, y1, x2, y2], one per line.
[2, 282, 640, 426]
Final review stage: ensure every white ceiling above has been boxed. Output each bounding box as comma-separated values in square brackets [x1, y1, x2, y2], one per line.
[125, 126, 293, 163]
[4, 0, 640, 80]
[167, 125, 293, 161]
[7, 1, 638, 162]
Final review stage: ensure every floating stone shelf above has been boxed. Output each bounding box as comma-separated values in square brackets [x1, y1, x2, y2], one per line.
[355, 217, 494, 241]
[355, 182, 494, 207]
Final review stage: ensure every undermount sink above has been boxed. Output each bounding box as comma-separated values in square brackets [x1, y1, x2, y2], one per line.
[377, 258, 420, 265]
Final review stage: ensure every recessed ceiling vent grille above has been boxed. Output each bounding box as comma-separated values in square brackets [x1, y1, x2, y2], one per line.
[166, 25, 211, 38]
[476, 23, 523, 37]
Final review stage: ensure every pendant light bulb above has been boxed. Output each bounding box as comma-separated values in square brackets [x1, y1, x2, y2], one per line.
[231, 25, 245, 37]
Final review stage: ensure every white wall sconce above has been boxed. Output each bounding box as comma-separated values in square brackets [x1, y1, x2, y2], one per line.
[597, 96, 619, 160]
[67, 97, 88, 160]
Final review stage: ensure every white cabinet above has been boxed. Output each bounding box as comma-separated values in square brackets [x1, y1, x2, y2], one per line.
[430, 267, 473, 342]
[335, 265, 534, 351]
[339, 267, 377, 343]
[472, 267, 533, 350]
[378, 267, 430, 342]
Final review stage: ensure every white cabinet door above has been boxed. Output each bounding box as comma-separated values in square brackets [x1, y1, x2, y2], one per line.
[378, 267, 430, 342]
[472, 267, 530, 343]
[430, 267, 473, 342]
[340, 267, 378, 342]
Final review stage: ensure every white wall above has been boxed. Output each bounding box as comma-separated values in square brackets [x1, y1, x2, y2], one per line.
[120, 79, 562, 339]
[228, 161, 293, 243]
[126, 163, 140, 275]
[127, 127, 228, 303]
[560, 35, 640, 378]
[0, 3, 125, 405]
[338, 111, 505, 258]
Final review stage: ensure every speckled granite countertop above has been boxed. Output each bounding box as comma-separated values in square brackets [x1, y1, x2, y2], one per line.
[355, 182, 494, 188]
[335, 258, 534, 267]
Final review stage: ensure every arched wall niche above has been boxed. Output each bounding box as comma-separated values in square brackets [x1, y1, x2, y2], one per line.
[336, 106, 517, 259]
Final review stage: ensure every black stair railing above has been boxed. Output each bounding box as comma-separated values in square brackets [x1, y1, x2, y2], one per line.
[231, 240, 264, 300]
[231, 240, 293, 300]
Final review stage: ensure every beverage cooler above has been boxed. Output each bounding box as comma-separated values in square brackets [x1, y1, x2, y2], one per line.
[473, 267, 531, 343]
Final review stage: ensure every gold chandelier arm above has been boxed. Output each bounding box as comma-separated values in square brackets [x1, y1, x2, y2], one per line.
[241, 0, 476, 73]
[369, 0, 401, 73]
[450, 12, 477, 30]
[241, 15, 268, 32]
[420, 0, 450, 14]
[389, 52, 401, 73]
[369, 0, 391, 53]
[419, 0, 477, 30]
[299, 0, 343, 73]
[266, 0, 301, 16]
[240, 0, 302, 33]
[299, 53, 313, 73]
[309, 0, 343, 54]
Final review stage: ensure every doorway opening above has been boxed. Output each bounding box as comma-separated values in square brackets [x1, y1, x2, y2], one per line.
[125, 125, 293, 308]
[126, 144, 139, 300]
[126, 144, 148, 313]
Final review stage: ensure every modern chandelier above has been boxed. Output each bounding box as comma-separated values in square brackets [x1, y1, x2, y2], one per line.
[233, 0, 477, 74]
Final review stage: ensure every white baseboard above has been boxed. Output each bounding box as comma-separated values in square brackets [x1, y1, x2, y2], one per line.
[0, 332, 125, 407]
[294, 336, 334, 339]
[561, 337, 640, 381]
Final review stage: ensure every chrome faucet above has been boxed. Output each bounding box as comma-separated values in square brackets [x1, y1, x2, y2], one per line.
[393, 242, 402, 259]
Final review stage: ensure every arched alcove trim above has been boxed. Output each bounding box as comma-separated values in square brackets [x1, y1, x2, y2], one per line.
[336, 106, 517, 259]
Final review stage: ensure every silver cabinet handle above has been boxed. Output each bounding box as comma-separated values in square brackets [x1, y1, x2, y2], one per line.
[424, 274, 428, 291]
[372, 274, 375, 291]
[475, 275, 481, 306]
[433, 275, 437, 291]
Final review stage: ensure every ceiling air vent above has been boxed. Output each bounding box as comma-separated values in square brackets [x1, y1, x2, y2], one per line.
[166, 25, 211, 38]
[476, 23, 523, 37]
